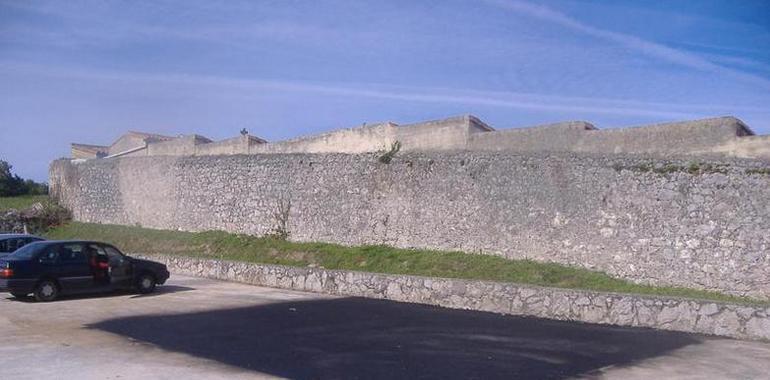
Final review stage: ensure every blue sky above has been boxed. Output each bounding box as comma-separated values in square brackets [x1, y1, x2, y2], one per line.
[1, 0, 769, 181]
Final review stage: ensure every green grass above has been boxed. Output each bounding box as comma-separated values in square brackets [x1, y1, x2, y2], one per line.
[44, 222, 767, 305]
[0, 195, 49, 210]
[746, 167, 770, 175]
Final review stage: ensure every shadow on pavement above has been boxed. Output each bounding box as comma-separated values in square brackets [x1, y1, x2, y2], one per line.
[128, 285, 196, 299]
[89, 297, 701, 379]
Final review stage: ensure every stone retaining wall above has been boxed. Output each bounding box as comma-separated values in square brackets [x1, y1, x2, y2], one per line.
[141, 254, 770, 342]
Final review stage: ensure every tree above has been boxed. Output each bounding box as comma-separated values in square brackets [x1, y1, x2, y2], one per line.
[0, 160, 22, 196]
[0, 159, 48, 197]
[0, 160, 11, 180]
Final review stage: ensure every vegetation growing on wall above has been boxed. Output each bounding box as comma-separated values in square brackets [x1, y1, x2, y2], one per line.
[611, 161, 729, 175]
[378, 141, 401, 164]
[746, 167, 770, 175]
[270, 196, 291, 240]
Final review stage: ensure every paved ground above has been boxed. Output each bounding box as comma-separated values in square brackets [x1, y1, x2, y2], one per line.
[1, 275, 769, 380]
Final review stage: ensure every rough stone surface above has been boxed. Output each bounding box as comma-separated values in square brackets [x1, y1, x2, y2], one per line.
[0, 210, 27, 233]
[139, 254, 770, 341]
[0, 203, 70, 234]
[50, 152, 770, 299]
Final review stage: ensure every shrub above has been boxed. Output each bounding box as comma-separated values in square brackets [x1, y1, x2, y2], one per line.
[20, 200, 71, 233]
[378, 141, 402, 164]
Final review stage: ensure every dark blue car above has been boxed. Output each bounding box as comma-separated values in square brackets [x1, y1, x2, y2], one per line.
[0, 240, 170, 301]
[0, 234, 45, 257]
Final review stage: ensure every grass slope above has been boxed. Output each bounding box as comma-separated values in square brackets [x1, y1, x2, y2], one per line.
[45, 222, 766, 305]
[0, 195, 49, 210]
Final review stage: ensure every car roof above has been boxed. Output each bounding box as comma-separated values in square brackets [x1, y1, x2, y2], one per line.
[0, 234, 44, 239]
[34, 240, 113, 245]
[44, 241, 124, 250]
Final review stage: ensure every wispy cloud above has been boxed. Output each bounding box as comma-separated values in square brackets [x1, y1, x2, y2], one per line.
[703, 53, 770, 76]
[5, 61, 765, 121]
[676, 41, 770, 56]
[482, 0, 770, 91]
[0, 1, 338, 50]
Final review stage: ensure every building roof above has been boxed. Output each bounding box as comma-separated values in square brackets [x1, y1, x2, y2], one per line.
[467, 115, 495, 132]
[190, 134, 213, 144]
[616, 116, 755, 136]
[71, 143, 109, 153]
[125, 131, 176, 142]
[246, 134, 268, 144]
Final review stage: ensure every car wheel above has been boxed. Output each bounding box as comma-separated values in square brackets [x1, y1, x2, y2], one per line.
[136, 273, 157, 294]
[10, 292, 28, 299]
[34, 279, 59, 302]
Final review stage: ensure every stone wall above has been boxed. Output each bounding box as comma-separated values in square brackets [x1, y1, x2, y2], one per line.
[196, 135, 263, 155]
[146, 135, 212, 156]
[468, 121, 595, 152]
[574, 117, 750, 155]
[140, 254, 770, 341]
[254, 122, 398, 154]
[396, 115, 493, 151]
[247, 115, 764, 158]
[108, 134, 147, 156]
[50, 152, 770, 299]
[73, 115, 770, 161]
[250, 115, 493, 154]
[708, 135, 770, 160]
[121, 135, 266, 157]
[470, 117, 756, 157]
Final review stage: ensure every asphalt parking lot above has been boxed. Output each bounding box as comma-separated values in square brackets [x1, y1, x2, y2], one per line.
[1, 275, 769, 380]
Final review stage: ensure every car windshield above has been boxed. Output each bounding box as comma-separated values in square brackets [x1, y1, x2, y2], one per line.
[7, 242, 46, 259]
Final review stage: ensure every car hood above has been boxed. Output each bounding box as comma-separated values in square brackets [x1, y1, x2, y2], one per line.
[128, 257, 167, 268]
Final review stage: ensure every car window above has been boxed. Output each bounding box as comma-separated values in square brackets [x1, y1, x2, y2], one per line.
[0, 237, 42, 253]
[87, 244, 109, 262]
[103, 245, 125, 265]
[38, 246, 59, 263]
[2, 238, 19, 252]
[11, 238, 29, 251]
[10, 239, 23, 251]
[7, 242, 45, 259]
[59, 243, 87, 264]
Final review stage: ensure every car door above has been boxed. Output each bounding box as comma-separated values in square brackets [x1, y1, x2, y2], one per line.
[36, 245, 60, 277]
[56, 243, 94, 293]
[102, 244, 133, 288]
